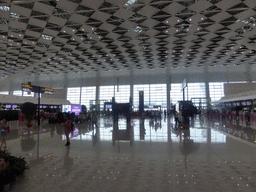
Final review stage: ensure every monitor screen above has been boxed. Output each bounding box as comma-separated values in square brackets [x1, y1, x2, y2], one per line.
[105, 104, 112, 109]
[71, 105, 81, 115]
[246, 101, 251, 106]
[62, 105, 71, 113]
[6, 105, 11, 109]
[54, 106, 57, 108]
[12, 105, 17, 109]
[50, 106, 54, 108]
[43, 106, 46, 108]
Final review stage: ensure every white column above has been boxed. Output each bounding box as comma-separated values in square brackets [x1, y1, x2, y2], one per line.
[130, 68, 134, 106]
[167, 74, 171, 112]
[95, 71, 100, 111]
[205, 81, 210, 109]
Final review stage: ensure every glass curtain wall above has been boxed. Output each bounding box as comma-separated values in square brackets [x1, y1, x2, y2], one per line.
[209, 82, 225, 102]
[170, 84, 183, 105]
[133, 84, 150, 107]
[114, 85, 130, 103]
[13, 90, 34, 97]
[66, 82, 225, 109]
[99, 86, 114, 102]
[67, 87, 80, 104]
[0, 91, 9, 95]
[187, 83, 206, 100]
[133, 84, 167, 108]
[81, 87, 96, 109]
[13, 91, 23, 96]
[188, 83, 206, 107]
[150, 84, 167, 107]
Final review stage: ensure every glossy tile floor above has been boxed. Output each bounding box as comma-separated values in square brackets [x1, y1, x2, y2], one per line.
[3, 115, 256, 192]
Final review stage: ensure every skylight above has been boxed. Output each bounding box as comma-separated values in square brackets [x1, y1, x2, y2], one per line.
[0, 6, 10, 11]
[124, 0, 138, 8]
[42, 34, 53, 41]
[10, 12, 20, 19]
[132, 25, 144, 33]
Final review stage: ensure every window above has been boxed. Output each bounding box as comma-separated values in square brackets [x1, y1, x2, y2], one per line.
[188, 83, 206, 100]
[150, 84, 167, 107]
[0, 91, 9, 95]
[67, 87, 80, 104]
[99, 86, 114, 102]
[13, 91, 22, 96]
[188, 83, 206, 107]
[170, 84, 183, 105]
[99, 86, 115, 110]
[81, 87, 96, 109]
[228, 81, 247, 83]
[115, 85, 130, 103]
[133, 84, 150, 107]
[23, 91, 34, 97]
[13, 90, 34, 97]
[209, 82, 225, 102]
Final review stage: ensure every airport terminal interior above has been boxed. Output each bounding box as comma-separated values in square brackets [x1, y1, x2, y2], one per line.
[0, 0, 256, 191]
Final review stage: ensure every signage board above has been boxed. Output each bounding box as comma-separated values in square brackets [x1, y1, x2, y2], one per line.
[22, 84, 54, 95]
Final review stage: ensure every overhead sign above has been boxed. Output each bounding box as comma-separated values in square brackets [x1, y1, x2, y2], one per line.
[41, 87, 54, 95]
[22, 84, 54, 95]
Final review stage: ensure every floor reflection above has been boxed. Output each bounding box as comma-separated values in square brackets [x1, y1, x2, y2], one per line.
[3, 116, 256, 192]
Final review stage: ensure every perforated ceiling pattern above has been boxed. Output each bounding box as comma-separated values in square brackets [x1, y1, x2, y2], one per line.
[0, 0, 256, 77]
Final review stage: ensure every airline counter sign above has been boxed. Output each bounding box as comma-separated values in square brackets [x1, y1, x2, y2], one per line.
[22, 84, 54, 95]
[41, 87, 54, 95]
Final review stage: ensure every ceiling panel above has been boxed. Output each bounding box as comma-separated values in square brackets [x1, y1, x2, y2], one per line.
[0, 0, 255, 78]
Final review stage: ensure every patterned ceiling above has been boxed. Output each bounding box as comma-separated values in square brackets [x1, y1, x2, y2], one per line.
[0, 0, 256, 78]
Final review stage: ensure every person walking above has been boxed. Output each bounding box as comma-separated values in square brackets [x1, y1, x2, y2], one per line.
[62, 116, 72, 146]
[91, 113, 98, 130]
[0, 119, 8, 149]
[175, 111, 179, 128]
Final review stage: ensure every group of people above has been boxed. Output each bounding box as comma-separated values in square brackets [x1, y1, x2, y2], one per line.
[60, 112, 99, 146]
[0, 119, 8, 150]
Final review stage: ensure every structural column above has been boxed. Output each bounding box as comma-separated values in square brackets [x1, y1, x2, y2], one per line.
[204, 66, 210, 110]
[205, 80, 210, 109]
[130, 68, 134, 107]
[167, 66, 171, 112]
[95, 71, 100, 112]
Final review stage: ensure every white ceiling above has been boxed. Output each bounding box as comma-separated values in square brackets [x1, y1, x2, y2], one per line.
[0, 0, 256, 88]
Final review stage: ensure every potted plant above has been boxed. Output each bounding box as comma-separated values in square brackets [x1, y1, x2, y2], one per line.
[0, 150, 29, 190]
[21, 102, 37, 128]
